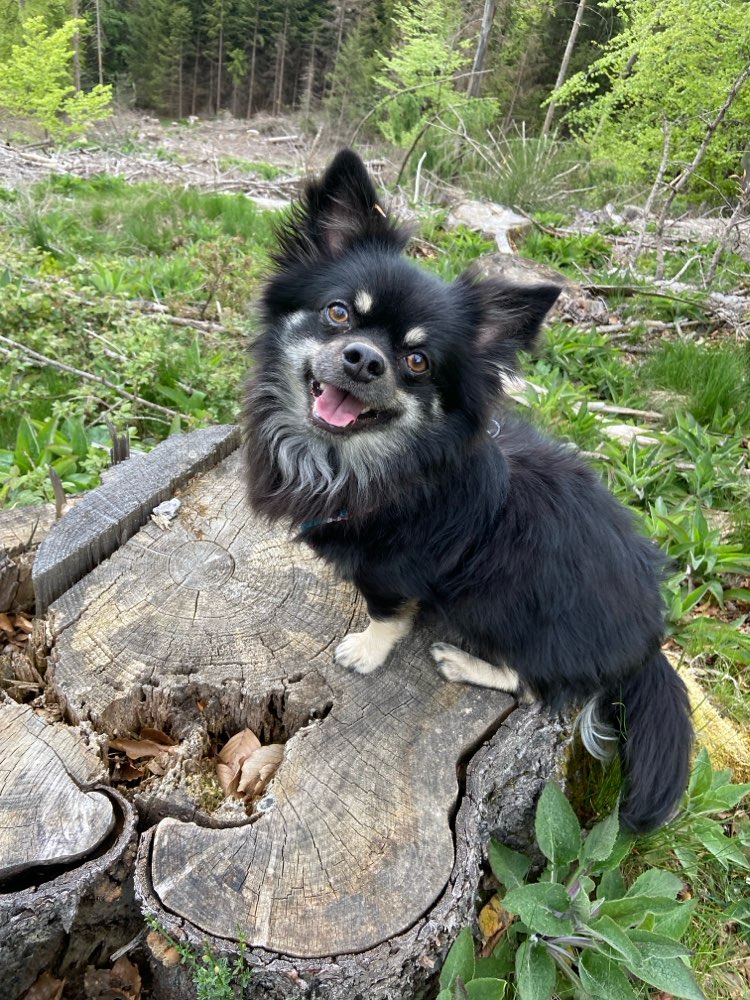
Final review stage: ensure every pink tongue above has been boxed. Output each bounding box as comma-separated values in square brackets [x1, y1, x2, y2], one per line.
[314, 383, 366, 427]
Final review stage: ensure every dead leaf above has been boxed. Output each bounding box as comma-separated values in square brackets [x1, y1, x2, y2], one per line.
[84, 956, 142, 1000]
[218, 728, 261, 765]
[237, 743, 285, 798]
[140, 727, 176, 746]
[15, 614, 33, 633]
[478, 895, 515, 957]
[21, 973, 64, 1000]
[217, 729, 284, 800]
[216, 760, 239, 796]
[110, 736, 178, 761]
[0, 613, 15, 634]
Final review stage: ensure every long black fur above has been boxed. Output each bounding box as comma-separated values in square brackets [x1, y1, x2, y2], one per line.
[245, 149, 693, 833]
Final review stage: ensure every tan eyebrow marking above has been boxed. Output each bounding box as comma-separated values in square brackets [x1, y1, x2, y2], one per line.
[404, 326, 427, 347]
[354, 290, 373, 314]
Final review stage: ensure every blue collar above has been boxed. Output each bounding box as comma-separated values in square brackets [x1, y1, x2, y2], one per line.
[300, 509, 350, 533]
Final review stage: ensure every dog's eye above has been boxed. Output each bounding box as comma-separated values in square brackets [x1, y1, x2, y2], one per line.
[404, 352, 429, 374]
[325, 302, 350, 325]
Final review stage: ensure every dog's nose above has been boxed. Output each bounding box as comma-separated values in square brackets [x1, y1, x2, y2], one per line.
[342, 342, 386, 382]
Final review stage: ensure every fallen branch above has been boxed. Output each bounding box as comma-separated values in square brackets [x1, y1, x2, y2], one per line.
[0, 336, 186, 420]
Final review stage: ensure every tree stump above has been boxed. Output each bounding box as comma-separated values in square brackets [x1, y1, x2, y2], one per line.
[0, 700, 139, 999]
[19, 426, 568, 999]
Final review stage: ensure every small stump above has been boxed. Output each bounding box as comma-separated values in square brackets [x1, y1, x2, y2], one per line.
[14, 427, 567, 998]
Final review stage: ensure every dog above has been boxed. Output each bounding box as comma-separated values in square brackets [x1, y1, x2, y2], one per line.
[244, 149, 693, 833]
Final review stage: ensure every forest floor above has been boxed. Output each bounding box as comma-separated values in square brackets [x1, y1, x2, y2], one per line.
[1, 110, 749, 1000]
[0, 111, 347, 204]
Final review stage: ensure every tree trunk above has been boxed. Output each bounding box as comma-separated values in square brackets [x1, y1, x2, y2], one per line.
[21, 425, 568, 999]
[246, 7, 260, 118]
[468, 0, 497, 98]
[327, 0, 348, 102]
[191, 36, 201, 116]
[94, 0, 104, 86]
[71, 0, 81, 93]
[541, 0, 588, 137]
[216, 1, 225, 113]
[273, 5, 289, 115]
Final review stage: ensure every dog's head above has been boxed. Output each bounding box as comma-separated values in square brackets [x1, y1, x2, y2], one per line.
[246, 150, 561, 523]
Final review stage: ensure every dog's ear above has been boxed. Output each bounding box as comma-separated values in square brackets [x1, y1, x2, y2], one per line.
[272, 149, 409, 267]
[460, 273, 562, 367]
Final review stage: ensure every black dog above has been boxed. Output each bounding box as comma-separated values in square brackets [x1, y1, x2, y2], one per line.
[245, 149, 692, 832]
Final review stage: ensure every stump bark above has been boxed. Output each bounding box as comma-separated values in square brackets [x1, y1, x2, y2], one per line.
[0, 700, 139, 999]
[10, 426, 568, 998]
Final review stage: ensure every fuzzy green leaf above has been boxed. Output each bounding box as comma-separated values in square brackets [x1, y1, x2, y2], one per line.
[655, 898, 698, 941]
[579, 950, 638, 999]
[515, 941, 555, 1000]
[703, 783, 750, 809]
[597, 895, 683, 924]
[628, 929, 690, 960]
[691, 818, 750, 869]
[534, 783, 581, 865]
[465, 978, 507, 999]
[597, 868, 626, 901]
[440, 928, 475, 991]
[502, 883, 574, 937]
[625, 956, 706, 999]
[579, 808, 620, 866]
[588, 916, 641, 967]
[488, 840, 530, 891]
[626, 868, 683, 898]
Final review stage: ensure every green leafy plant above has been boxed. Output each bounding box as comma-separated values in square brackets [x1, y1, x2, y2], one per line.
[638, 749, 750, 876]
[645, 499, 750, 621]
[144, 916, 253, 1000]
[520, 230, 612, 273]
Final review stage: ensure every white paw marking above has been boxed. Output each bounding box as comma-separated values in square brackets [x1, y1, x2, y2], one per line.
[335, 631, 386, 675]
[431, 643, 521, 693]
[431, 643, 474, 683]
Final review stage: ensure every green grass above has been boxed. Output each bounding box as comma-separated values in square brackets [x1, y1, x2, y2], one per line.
[0, 175, 281, 505]
[641, 339, 750, 428]
[217, 156, 284, 180]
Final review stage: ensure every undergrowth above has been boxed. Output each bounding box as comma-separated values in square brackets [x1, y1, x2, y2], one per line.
[1, 174, 748, 997]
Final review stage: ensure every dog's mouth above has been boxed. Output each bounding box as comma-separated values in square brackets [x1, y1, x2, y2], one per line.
[309, 378, 393, 433]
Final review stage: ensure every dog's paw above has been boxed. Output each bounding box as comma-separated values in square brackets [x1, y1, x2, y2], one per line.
[430, 642, 471, 684]
[334, 632, 386, 675]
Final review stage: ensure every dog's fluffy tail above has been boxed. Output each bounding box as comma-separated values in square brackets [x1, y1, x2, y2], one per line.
[579, 653, 693, 832]
[610, 651, 693, 833]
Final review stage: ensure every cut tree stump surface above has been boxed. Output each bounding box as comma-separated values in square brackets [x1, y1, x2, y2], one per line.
[0, 700, 114, 880]
[33, 423, 240, 613]
[31, 427, 567, 995]
[0, 698, 140, 1000]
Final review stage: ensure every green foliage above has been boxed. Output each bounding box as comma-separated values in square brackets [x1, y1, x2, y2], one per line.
[440, 754, 750, 999]
[0, 414, 111, 507]
[642, 340, 750, 429]
[521, 229, 612, 273]
[375, 0, 498, 159]
[556, 0, 750, 196]
[0, 17, 112, 140]
[0, 176, 280, 505]
[645, 500, 750, 623]
[144, 917, 253, 999]
[462, 132, 606, 213]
